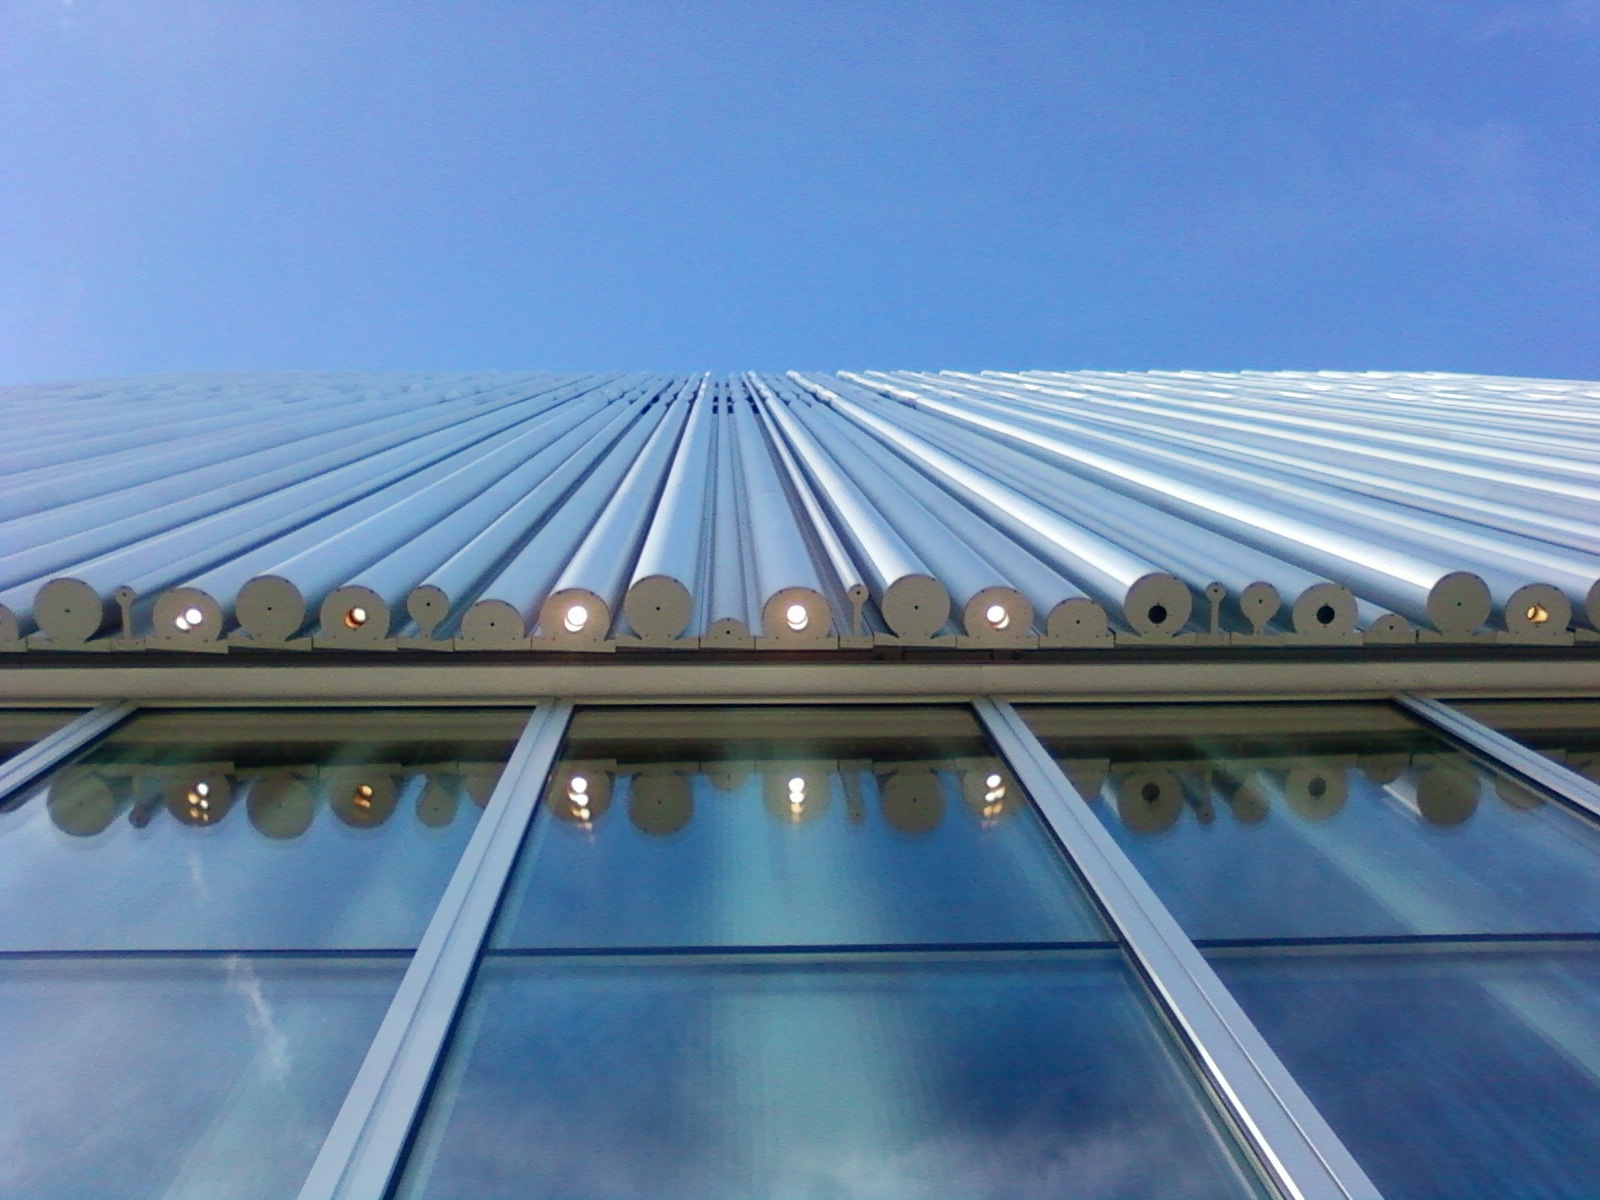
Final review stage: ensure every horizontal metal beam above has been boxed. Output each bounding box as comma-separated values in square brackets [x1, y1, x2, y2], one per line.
[1, 656, 1597, 704]
[295, 699, 573, 1200]
[975, 696, 1382, 1200]
[1396, 692, 1600, 825]
[0, 700, 136, 800]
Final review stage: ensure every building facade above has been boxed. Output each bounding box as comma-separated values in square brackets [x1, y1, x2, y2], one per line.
[2, 369, 1599, 1199]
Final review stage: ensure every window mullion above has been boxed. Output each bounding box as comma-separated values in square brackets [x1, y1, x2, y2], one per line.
[0, 700, 137, 800]
[1396, 692, 1600, 825]
[973, 696, 1382, 1200]
[295, 699, 574, 1200]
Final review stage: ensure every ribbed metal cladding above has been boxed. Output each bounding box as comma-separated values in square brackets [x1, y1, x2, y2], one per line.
[2, 368, 1598, 653]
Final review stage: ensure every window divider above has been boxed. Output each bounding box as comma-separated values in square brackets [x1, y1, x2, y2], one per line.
[0, 701, 137, 801]
[1396, 693, 1600, 825]
[295, 699, 574, 1200]
[973, 696, 1382, 1200]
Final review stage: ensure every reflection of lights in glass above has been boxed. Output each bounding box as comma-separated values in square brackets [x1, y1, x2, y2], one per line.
[985, 773, 1002, 789]
[787, 775, 806, 815]
[984, 604, 1010, 631]
[569, 775, 588, 795]
[195, 781, 210, 797]
[784, 603, 808, 632]
[563, 604, 589, 634]
[354, 783, 374, 809]
[174, 606, 205, 632]
[344, 607, 368, 629]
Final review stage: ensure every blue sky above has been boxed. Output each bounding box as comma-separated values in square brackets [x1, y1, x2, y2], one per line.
[2, 1, 1597, 380]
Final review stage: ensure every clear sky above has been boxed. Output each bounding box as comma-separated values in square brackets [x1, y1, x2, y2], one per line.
[2, 1, 1597, 381]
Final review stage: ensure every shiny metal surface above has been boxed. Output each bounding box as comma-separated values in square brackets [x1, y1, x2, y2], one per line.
[3, 369, 1597, 653]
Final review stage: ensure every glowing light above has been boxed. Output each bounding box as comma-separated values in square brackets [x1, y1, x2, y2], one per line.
[1526, 603, 1550, 625]
[173, 606, 205, 632]
[195, 781, 210, 796]
[563, 604, 589, 634]
[344, 607, 368, 629]
[784, 603, 809, 632]
[354, 783, 374, 810]
[569, 775, 588, 794]
[985, 773, 1002, 789]
[984, 604, 1010, 631]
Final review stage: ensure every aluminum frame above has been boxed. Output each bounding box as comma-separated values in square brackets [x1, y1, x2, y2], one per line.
[973, 696, 1383, 1200]
[0, 700, 136, 800]
[294, 699, 574, 1200]
[1396, 692, 1600, 825]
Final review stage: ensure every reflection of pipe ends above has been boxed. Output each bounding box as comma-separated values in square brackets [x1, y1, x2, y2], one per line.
[1282, 764, 1347, 820]
[549, 766, 613, 823]
[630, 772, 693, 835]
[1114, 768, 1183, 832]
[1415, 764, 1479, 826]
[879, 768, 945, 834]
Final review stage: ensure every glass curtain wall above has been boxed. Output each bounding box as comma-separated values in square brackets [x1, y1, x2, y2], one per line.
[1450, 699, 1600, 787]
[1018, 702, 1600, 1200]
[0, 707, 526, 1200]
[391, 706, 1267, 1200]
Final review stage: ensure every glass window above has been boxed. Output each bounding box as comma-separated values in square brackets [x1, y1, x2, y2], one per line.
[393, 705, 1267, 1200]
[0, 708, 84, 766]
[1019, 701, 1600, 1200]
[0, 706, 529, 1200]
[0, 708, 525, 951]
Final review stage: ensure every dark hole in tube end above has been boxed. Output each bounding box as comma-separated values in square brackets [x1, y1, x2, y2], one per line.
[1148, 604, 1168, 625]
[1141, 782, 1161, 803]
[1316, 604, 1336, 625]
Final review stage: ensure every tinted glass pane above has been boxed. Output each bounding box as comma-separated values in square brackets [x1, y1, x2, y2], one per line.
[0, 708, 526, 950]
[396, 953, 1263, 1200]
[0, 954, 401, 1200]
[1018, 702, 1600, 940]
[1451, 699, 1600, 783]
[0, 709, 82, 764]
[1212, 944, 1600, 1200]
[1019, 701, 1600, 1200]
[494, 705, 1104, 947]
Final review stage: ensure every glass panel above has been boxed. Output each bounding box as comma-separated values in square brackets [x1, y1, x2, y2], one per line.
[0, 708, 83, 765]
[1018, 701, 1600, 1200]
[494, 705, 1104, 947]
[396, 953, 1264, 1200]
[1451, 698, 1600, 785]
[1017, 702, 1600, 940]
[0, 954, 402, 1200]
[0, 708, 526, 950]
[394, 705, 1269, 1200]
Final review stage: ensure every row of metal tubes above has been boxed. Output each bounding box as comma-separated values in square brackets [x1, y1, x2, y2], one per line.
[9, 376, 1600, 643]
[5, 692, 1600, 1200]
[936, 378, 1600, 609]
[1040, 375, 1600, 449]
[956, 372, 1600, 556]
[828, 375, 1348, 630]
[865, 374, 1579, 628]
[1, 372, 541, 484]
[900, 374, 1592, 601]
[0, 377, 660, 636]
[1004, 368, 1600, 443]
[0, 374, 625, 598]
[992, 371, 1600, 476]
[0, 373, 596, 538]
[950, 371, 1600, 526]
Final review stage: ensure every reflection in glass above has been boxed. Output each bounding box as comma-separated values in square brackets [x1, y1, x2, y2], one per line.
[1019, 702, 1600, 1200]
[0, 708, 528, 950]
[395, 955, 1265, 1200]
[0, 955, 402, 1200]
[0, 709, 83, 766]
[1452, 698, 1600, 787]
[495, 706, 1105, 947]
